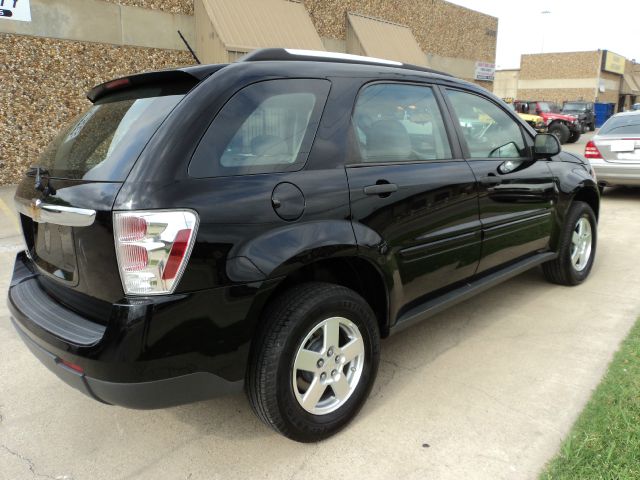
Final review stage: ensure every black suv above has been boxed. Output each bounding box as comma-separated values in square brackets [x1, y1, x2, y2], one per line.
[562, 101, 596, 132]
[8, 49, 599, 442]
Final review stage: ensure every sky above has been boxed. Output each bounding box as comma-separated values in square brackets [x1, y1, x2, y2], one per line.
[446, 0, 639, 70]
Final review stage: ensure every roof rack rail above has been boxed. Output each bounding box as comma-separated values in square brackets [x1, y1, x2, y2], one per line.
[239, 48, 452, 77]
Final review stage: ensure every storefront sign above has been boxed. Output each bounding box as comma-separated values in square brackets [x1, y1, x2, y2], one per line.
[602, 50, 625, 75]
[0, 0, 30, 22]
[475, 61, 495, 81]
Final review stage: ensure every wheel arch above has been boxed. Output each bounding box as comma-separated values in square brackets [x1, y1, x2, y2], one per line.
[572, 185, 600, 220]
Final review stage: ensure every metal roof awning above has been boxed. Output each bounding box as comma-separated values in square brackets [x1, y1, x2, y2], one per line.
[346, 13, 426, 66]
[621, 73, 640, 95]
[198, 0, 324, 54]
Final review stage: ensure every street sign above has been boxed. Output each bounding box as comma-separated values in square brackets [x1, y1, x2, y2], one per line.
[0, 0, 31, 22]
[475, 61, 495, 82]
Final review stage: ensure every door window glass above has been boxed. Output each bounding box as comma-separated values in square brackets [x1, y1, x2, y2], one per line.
[447, 89, 527, 159]
[352, 84, 452, 163]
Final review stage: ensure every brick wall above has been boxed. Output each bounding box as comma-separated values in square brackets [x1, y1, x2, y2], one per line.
[304, 0, 497, 62]
[520, 51, 601, 80]
[516, 88, 596, 105]
[102, 0, 193, 15]
[0, 34, 192, 185]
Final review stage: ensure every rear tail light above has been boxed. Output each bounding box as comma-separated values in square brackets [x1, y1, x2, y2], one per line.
[113, 210, 199, 295]
[584, 140, 603, 159]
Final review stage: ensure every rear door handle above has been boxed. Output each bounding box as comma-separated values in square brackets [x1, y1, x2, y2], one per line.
[363, 183, 398, 196]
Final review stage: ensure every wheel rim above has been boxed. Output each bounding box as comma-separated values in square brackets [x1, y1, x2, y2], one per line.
[292, 316, 365, 415]
[570, 216, 592, 272]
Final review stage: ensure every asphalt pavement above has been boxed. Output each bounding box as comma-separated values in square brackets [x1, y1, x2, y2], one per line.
[1, 140, 639, 479]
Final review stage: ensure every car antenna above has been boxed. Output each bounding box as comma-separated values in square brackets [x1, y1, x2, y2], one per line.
[177, 30, 201, 64]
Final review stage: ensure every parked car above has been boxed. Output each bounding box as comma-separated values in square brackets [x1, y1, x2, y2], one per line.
[632, 103, 640, 111]
[562, 101, 596, 132]
[8, 48, 600, 442]
[505, 101, 547, 132]
[515, 100, 583, 144]
[585, 110, 640, 191]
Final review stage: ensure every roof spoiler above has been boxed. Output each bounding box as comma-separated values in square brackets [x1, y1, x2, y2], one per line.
[86, 65, 224, 103]
[239, 48, 452, 77]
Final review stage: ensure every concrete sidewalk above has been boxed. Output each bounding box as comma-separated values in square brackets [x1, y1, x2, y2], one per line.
[1, 184, 639, 480]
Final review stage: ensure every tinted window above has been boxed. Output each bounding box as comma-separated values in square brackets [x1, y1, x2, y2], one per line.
[447, 90, 527, 159]
[599, 114, 640, 135]
[38, 95, 184, 180]
[189, 79, 330, 177]
[352, 84, 451, 163]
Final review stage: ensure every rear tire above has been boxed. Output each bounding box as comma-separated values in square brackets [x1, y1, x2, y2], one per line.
[246, 282, 380, 442]
[543, 201, 597, 286]
[548, 122, 570, 144]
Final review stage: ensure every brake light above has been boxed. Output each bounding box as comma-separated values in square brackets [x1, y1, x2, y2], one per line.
[113, 210, 199, 295]
[584, 140, 603, 159]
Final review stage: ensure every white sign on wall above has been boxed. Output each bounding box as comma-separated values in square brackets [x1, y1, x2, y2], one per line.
[0, 0, 31, 22]
[475, 61, 495, 82]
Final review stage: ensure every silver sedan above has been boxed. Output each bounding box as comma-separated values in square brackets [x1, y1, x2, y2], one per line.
[585, 111, 640, 190]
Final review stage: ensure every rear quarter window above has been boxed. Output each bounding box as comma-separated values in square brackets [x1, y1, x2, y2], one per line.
[189, 79, 331, 178]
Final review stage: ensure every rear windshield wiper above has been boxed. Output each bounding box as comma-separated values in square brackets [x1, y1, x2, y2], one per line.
[27, 166, 56, 196]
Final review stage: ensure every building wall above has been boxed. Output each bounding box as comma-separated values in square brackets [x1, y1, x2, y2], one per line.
[520, 51, 601, 80]
[0, 33, 192, 185]
[515, 88, 596, 105]
[103, 0, 193, 15]
[493, 70, 520, 99]
[303, 0, 497, 63]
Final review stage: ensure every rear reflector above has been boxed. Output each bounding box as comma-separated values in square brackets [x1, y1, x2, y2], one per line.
[585, 140, 603, 159]
[113, 210, 199, 295]
[60, 359, 84, 374]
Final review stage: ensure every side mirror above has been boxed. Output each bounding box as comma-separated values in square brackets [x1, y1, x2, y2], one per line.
[534, 133, 561, 158]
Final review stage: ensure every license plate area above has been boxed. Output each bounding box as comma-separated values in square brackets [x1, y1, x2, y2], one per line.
[32, 222, 78, 285]
[611, 140, 636, 152]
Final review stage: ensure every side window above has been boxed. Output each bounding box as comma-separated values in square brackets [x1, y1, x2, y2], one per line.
[447, 89, 527, 159]
[352, 83, 452, 163]
[189, 79, 330, 178]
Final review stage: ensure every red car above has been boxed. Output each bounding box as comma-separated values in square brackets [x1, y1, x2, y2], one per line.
[515, 101, 582, 144]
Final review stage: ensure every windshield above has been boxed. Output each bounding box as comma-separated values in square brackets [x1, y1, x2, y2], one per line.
[38, 94, 184, 180]
[537, 102, 552, 113]
[563, 103, 586, 112]
[599, 115, 640, 136]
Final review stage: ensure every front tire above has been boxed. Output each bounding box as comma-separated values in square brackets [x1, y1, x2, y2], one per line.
[548, 122, 570, 144]
[543, 201, 597, 285]
[567, 129, 581, 143]
[589, 122, 596, 132]
[246, 282, 380, 442]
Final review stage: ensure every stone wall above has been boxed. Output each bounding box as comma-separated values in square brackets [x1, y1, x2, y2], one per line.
[304, 0, 497, 62]
[520, 51, 601, 80]
[515, 88, 596, 105]
[103, 0, 193, 15]
[0, 34, 192, 185]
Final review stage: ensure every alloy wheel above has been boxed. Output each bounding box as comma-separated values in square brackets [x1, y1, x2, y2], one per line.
[292, 316, 365, 415]
[570, 216, 592, 271]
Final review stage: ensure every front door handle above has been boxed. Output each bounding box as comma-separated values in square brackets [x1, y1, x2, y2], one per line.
[363, 183, 398, 196]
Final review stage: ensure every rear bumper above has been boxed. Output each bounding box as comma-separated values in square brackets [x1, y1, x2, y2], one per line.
[11, 318, 241, 408]
[590, 159, 640, 186]
[6, 252, 270, 408]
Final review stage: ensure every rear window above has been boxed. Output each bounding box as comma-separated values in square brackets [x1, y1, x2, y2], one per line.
[599, 115, 640, 135]
[189, 79, 330, 178]
[38, 92, 184, 181]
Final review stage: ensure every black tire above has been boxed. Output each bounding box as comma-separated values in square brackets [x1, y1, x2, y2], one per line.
[589, 122, 596, 132]
[543, 201, 597, 286]
[548, 122, 570, 144]
[566, 130, 581, 143]
[246, 282, 380, 442]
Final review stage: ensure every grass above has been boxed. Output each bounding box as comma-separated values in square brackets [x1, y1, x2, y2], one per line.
[540, 318, 640, 480]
